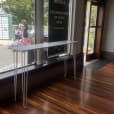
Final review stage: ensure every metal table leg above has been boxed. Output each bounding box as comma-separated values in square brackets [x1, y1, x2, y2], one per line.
[73, 54, 76, 80]
[24, 51, 28, 107]
[21, 51, 28, 108]
[13, 51, 18, 102]
[64, 59, 67, 78]
[73, 43, 76, 80]
[64, 46, 67, 78]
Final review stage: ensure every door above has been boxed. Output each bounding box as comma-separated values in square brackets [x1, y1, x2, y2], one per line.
[84, 0, 104, 61]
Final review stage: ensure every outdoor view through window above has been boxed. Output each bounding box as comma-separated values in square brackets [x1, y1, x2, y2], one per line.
[0, 0, 48, 73]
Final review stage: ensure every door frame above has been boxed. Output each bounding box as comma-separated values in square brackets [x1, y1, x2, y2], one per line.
[83, 0, 105, 61]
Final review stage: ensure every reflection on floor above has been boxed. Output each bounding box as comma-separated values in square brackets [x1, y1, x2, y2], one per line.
[0, 62, 114, 114]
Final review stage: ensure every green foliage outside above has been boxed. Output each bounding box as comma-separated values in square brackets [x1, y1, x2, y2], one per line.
[86, 2, 97, 49]
[2, 0, 49, 26]
[88, 6, 97, 49]
[3, 0, 35, 24]
[44, 0, 48, 26]
[88, 29, 95, 48]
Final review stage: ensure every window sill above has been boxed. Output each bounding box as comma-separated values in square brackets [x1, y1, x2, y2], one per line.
[0, 65, 36, 80]
[0, 55, 73, 80]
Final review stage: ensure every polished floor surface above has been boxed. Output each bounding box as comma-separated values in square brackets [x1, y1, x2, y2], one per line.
[0, 62, 114, 114]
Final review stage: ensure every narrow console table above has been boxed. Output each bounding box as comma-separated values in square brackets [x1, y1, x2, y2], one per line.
[12, 40, 78, 107]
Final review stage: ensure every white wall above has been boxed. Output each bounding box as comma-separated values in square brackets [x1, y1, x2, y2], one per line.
[102, 0, 114, 52]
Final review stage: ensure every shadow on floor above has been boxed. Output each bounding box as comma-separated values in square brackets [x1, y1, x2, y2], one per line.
[85, 59, 113, 70]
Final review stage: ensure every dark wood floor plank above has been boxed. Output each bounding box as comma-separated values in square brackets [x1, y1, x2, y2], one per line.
[0, 61, 114, 114]
[45, 81, 114, 114]
[28, 95, 72, 114]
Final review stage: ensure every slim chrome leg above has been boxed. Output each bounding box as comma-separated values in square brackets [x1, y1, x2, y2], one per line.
[21, 52, 25, 107]
[21, 51, 28, 108]
[64, 59, 67, 78]
[23, 51, 28, 108]
[13, 51, 16, 101]
[25, 69, 28, 105]
[64, 45, 67, 78]
[13, 51, 18, 101]
[23, 52, 26, 107]
[73, 54, 76, 80]
[21, 52, 24, 99]
[23, 73, 26, 107]
[83, 67, 86, 78]
[14, 74, 17, 101]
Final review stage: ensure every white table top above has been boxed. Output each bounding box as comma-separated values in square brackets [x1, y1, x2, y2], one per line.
[12, 40, 78, 51]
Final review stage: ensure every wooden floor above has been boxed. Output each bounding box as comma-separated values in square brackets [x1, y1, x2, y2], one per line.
[1, 62, 114, 114]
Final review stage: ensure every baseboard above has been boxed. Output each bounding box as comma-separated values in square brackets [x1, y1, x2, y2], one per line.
[101, 51, 114, 60]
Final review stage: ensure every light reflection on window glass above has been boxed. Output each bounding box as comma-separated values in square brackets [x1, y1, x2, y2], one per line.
[88, 28, 96, 54]
[0, 0, 35, 73]
[90, 6, 98, 26]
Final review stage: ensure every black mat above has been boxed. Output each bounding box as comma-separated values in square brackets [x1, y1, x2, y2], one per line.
[85, 59, 112, 70]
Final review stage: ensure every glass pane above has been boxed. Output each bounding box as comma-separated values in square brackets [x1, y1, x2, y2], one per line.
[90, 5, 98, 26]
[44, 0, 48, 41]
[0, 0, 35, 73]
[87, 28, 96, 54]
[83, 1, 91, 53]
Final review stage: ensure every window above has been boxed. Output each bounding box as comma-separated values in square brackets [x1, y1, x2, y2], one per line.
[0, 0, 73, 73]
[0, 0, 35, 73]
[44, 0, 48, 39]
[84, 1, 98, 54]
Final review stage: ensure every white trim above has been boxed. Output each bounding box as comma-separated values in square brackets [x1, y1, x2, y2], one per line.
[69, 0, 77, 54]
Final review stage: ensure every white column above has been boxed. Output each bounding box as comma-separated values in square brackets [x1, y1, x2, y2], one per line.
[68, 0, 77, 55]
[36, 0, 45, 64]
